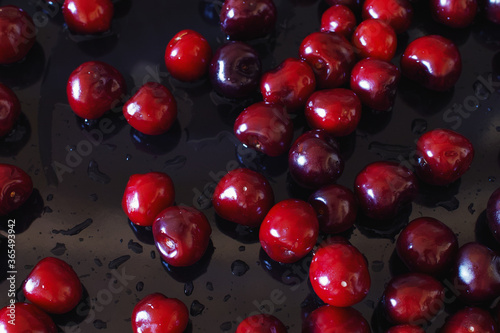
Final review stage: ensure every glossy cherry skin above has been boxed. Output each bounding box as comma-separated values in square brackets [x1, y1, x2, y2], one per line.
[209, 41, 262, 99]
[67, 61, 126, 120]
[320, 5, 357, 39]
[299, 31, 356, 89]
[0, 83, 21, 137]
[153, 206, 212, 267]
[305, 88, 362, 137]
[354, 161, 418, 220]
[260, 58, 316, 113]
[212, 168, 274, 227]
[440, 307, 498, 333]
[350, 58, 401, 111]
[485, 0, 500, 24]
[236, 314, 287, 333]
[122, 172, 175, 227]
[132, 293, 189, 333]
[123, 82, 177, 135]
[234, 102, 293, 157]
[220, 0, 277, 40]
[386, 325, 425, 333]
[302, 305, 371, 333]
[487, 187, 500, 243]
[62, 0, 113, 34]
[259, 199, 319, 264]
[415, 128, 474, 186]
[352, 19, 397, 61]
[0, 303, 57, 333]
[430, 0, 477, 28]
[401, 35, 462, 92]
[165, 29, 212, 82]
[0, 6, 36, 64]
[0, 163, 33, 216]
[23, 257, 83, 314]
[362, 0, 414, 34]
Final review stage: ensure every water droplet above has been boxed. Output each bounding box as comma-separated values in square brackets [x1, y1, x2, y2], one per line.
[52, 218, 93, 236]
[473, 80, 491, 100]
[489, 176, 496, 182]
[46, 194, 53, 201]
[43, 206, 53, 214]
[184, 281, 194, 296]
[94, 258, 103, 267]
[136, 281, 144, 292]
[108, 255, 131, 270]
[164, 155, 187, 169]
[238, 246, 245, 252]
[50, 243, 66, 256]
[436, 197, 460, 211]
[88, 160, 111, 184]
[128, 240, 143, 254]
[150, 251, 156, 259]
[206, 281, 214, 291]
[223, 294, 231, 302]
[89, 193, 98, 201]
[371, 260, 384, 272]
[231, 260, 249, 276]
[220, 322, 232, 331]
[468, 203, 475, 215]
[126, 154, 132, 161]
[190, 300, 205, 316]
[411, 119, 427, 135]
[93, 320, 107, 329]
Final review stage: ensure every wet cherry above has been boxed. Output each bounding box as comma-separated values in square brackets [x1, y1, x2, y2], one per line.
[320, 5, 357, 39]
[0, 83, 21, 137]
[236, 314, 287, 333]
[303, 305, 370, 333]
[0, 5, 36, 64]
[0, 303, 57, 333]
[132, 293, 189, 333]
[352, 19, 397, 61]
[63, 0, 114, 34]
[430, 0, 478, 28]
[0, 163, 33, 216]
[362, 0, 414, 34]
[440, 307, 498, 333]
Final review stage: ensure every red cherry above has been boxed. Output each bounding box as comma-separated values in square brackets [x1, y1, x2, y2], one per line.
[0, 6, 36, 64]
[362, 0, 414, 34]
[212, 168, 275, 227]
[430, 0, 477, 28]
[165, 29, 212, 82]
[67, 61, 126, 120]
[0, 303, 57, 333]
[259, 199, 319, 263]
[132, 293, 189, 333]
[153, 206, 212, 267]
[352, 19, 397, 61]
[487, 187, 500, 244]
[440, 307, 498, 333]
[23, 257, 83, 314]
[260, 58, 316, 113]
[401, 35, 462, 92]
[485, 0, 500, 24]
[62, 0, 113, 34]
[320, 5, 357, 39]
[236, 314, 287, 333]
[123, 82, 177, 136]
[325, 0, 363, 11]
[0, 83, 21, 137]
[386, 325, 425, 333]
[415, 128, 474, 186]
[0, 163, 33, 216]
[305, 88, 362, 137]
[302, 305, 371, 333]
[122, 172, 175, 227]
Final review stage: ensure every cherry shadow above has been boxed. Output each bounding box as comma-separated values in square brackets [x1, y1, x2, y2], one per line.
[0, 113, 31, 157]
[161, 240, 214, 283]
[214, 214, 260, 244]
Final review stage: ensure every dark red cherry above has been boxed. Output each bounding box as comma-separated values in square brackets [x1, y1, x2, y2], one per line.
[132, 293, 189, 333]
[259, 199, 319, 263]
[430, 0, 477, 28]
[485, 0, 500, 24]
[62, 0, 113, 34]
[303, 305, 371, 333]
[352, 19, 397, 61]
[0, 6, 36, 64]
[305, 88, 362, 137]
[212, 168, 275, 227]
[350, 58, 401, 111]
[415, 128, 474, 186]
[386, 325, 425, 333]
[288, 130, 344, 189]
[165, 29, 212, 82]
[487, 187, 500, 244]
[0, 83, 21, 137]
[320, 5, 357, 39]
[260, 58, 316, 113]
[0, 163, 33, 216]
[234, 102, 293, 157]
[299, 31, 356, 89]
[209, 41, 262, 99]
[362, 0, 414, 34]
[123, 82, 177, 135]
[0, 303, 57, 333]
[440, 307, 498, 333]
[325, 0, 363, 11]
[354, 161, 418, 220]
[396, 217, 458, 275]
[236, 314, 287, 333]
[67, 61, 126, 120]
[401, 35, 462, 92]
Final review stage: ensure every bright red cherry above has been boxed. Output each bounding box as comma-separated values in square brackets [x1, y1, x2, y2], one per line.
[62, 0, 113, 34]
[259, 199, 319, 264]
[132, 293, 189, 333]
[0, 163, 33, 216]
[0, 303, 57, 333]
[153, 206, 212, 267]
[305, 88, 362, 137]
[440, 307, 498, 333]
[352, 19, 397, 61]
[0, 83, 21, 137]
[430, 0, 477, 28]
[401, 35, 462, 92]
[123, 82, 177, 136]
[487, 187, 500, 244]
[67, 61, 126, 120]
[415, 128, 474, 186]
[122, 172, 175, 227]
[165, 29, 212, 82]
[362, 0, 414, 34]
[302, 305, 371, 333]
[23, 257, 83, 314]
[0, 6, 36, 64]
[386, 325, 425, 333]
[320, 5, 357, 39]
[236, 314, 287, 333]
[485, 0, 500, 24]
[212, 168, 274, 227]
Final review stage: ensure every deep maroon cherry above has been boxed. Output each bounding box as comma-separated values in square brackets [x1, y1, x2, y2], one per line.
[234, 102, 293, 157]
[440, 307, 498, 333]
[352, 19, 397, 61]
[303, 305, 371, 333]
[0, 83, 21, 137]
[63, 0, 114, 34]
[362, 0, 414, 34]
[430, 0, 477, 28]
[320, 5, 357, 39]
[485, 0, 500, 24]
[236, 314, 287, 333]
[0, 163, 33, 216]
[415, 128, 474, 186]
[0, 303, 57, 333]
[487, 187, 500, 243]
[132, 293, 189, 333]
[325, 0, 363, 11]
[0, 6, 36, 64]
[288, 130, 344, 189]
[386, 325, 425, 333]
[350, 58, 401, 111]
[401, 35, 462, 91]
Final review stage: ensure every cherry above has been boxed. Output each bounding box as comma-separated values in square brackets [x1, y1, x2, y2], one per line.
[236, 314, 287, 333]
[165, 29, 212, 82]
[67, 61, 126, 120]
[299, 31, 356, 89]
[0, 302, 57, 333]
[430, 0, 477, 28]
[386, 325, 425, 333]
[415, 128, 474, 186]
[123, 82, 177, 136]
[0, 163, 33, 216]
[352, 19, 397, 61]
[401, 35, 462, 92]
[487, 187, 500, 244]
[23, 257, 83, 314]
[131, 293, 189, 333]
[122, 172, 175, 227]
[485, 0, 500, 24]
[288, 130, 344, 189]
[354, 161, 418, 220]
[260, 58, 316, 113]
[350, 58, 401, 111]
[259, 199, 319, 263]
[212, 168, 274, 227]
[209, 41, 262, 99]
[305, 88, 362, 137]
[325, 0, 363, 11]
[361, 0, 414, 34]
[234, 101, 293, 157]
[320, 5, 357, 39]
[440, 307, 498, 333]
[302, 305, 371, 333]
[0, 83, 21, 137]
[153, 206, 212, 267]
[0, 6, 36, 64]
[62, 0, 114, 34]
